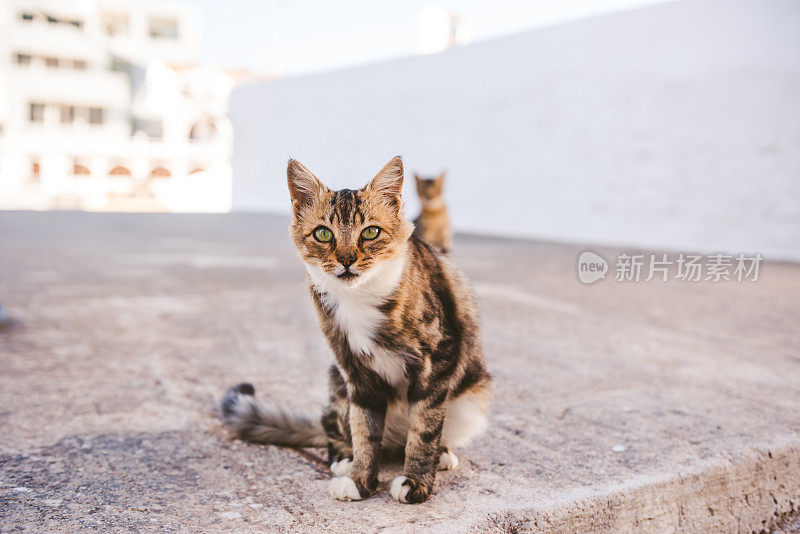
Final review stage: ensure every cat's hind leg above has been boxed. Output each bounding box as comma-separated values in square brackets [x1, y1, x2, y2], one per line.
[322, 406, 353, 475]
[438, 446, 459, 470]
[437, 384, 491, 470]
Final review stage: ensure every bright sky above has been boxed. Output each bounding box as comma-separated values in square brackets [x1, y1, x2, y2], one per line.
[190, 0, 672, 77]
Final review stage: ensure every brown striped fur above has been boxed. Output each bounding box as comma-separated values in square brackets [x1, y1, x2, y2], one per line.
[413, 172, 452, 253]
[221, 156, 490, 504]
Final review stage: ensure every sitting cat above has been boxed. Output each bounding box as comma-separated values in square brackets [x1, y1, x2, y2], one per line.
[222, 157, 491, 504]
[413, 172, 452, 253]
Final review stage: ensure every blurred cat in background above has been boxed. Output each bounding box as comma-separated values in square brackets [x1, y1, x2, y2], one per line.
[413, 172, 452, 253]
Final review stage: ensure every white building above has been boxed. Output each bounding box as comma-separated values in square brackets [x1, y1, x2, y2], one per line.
[0, 0, 235, 212]
[230, 0, 800, 261]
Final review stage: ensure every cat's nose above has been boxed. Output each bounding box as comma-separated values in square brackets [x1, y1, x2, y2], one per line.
[337, 254, 357, 268]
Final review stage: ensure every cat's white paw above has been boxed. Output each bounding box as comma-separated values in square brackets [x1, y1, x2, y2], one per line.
[438, 450, 459, 470]
[329, 476, 362, 501]
[330, 458, 353, 476]
[389, 476, 410, 503]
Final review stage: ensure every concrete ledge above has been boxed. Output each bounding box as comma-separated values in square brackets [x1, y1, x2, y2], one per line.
[475, 444, 799, 532]
[1, 212, 798, 532]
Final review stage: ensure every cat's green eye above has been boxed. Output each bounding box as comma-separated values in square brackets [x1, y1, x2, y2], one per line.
[361, 226, 381, 240]
[313, 226, 333, 243]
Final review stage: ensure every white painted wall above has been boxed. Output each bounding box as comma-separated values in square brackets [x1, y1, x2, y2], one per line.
[230, 0, 800, 261]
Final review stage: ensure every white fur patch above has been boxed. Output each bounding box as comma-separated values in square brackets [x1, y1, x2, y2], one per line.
[441, 390, 489, 448]
[330, 459, 353, 476]
[438, 451, 459, 470]
[420, 198, 445, 211]
[369, 348, 409, 387]
[306, 255, 405, 356]
[307, 255, 411, 386]
[326, 289, 383, 355]
[389, 476, 410, 503]
[329, 476, 362, 501]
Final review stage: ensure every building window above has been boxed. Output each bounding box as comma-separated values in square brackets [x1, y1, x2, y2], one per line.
[72, 161, 91, 176]
[46, 16, 58, 24]
[69, 20, 83, 29]
[111, 58, 131, 74]
[132, 118, 163, 139]
[15, 53, 31, 65]
[29, 103, 45, 123]
[60, 105, 75, 124]
[189, 119, 219, 141]
[20, 12, 34, 21]
[102, 13, 129, 36]
[149, 167, 171, 179]
[45, 57, 59, 68]
[89, 108, 104, 125]
[109, 165, 132, 177]
[149, 17, 178, 39]
[72, 59, 87, 70]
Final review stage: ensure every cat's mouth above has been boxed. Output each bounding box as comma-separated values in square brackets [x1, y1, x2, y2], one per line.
[337, 271, 359, 280]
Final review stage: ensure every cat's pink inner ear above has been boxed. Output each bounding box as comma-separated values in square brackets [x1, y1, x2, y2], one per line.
[368, 156, 404, 205]
[287, 159, 324, 208]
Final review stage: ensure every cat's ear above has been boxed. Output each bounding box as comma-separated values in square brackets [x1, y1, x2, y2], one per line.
[366, 156, 404, 206]
[287, 159, 325, 209]
[436, 171, 446, 184]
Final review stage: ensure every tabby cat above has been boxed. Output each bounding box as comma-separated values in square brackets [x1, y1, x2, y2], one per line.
[413, 172, 452, 253]
[221, 156, 491, 504]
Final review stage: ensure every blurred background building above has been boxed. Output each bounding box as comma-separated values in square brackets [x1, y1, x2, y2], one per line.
[1, 0, 797, 261]
[417, 5, 469, 55]
[0, 0, 236, 212]
[230, 0, 800, 261]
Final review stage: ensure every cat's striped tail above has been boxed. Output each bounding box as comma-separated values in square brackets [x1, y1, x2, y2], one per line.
[220, 383, 327, 448]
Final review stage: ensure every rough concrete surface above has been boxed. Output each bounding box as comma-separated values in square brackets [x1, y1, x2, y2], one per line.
[0, 211, 798, 533]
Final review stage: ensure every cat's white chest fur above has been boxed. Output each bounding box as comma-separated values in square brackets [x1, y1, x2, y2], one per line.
[306, 256, 408, 386]
[329, 291, 383, 355]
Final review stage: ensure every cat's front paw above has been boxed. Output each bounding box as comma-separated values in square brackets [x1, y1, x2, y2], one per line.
[329, 476, 362, 501]
[389, 475, 432, 504]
